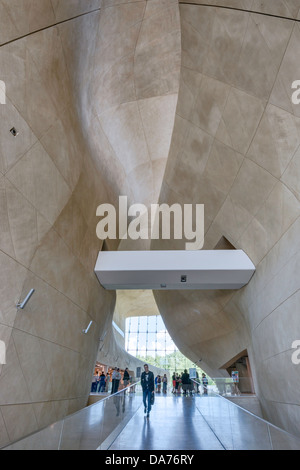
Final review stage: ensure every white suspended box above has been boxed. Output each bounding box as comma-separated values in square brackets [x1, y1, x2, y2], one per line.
[94, 250, 255, 290]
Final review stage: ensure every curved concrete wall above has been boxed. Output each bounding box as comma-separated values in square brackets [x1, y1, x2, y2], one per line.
[2, 0, 300, 445]
[153, 1, 300, 436]
[0, 1, 114, 447]
[78, 0, 181, 250]
[0, 0, 180, 446]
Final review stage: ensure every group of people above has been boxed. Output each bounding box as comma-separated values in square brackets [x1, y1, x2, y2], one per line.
[153, 371, 209, 397]
[91, 363, 209, 421]
[154, 374, 168, 394]
[110, 367, 131, 394]
[172, 370, 209, 395]
[91, 371, 110, 393]
[140, 365, 211, 420]
[91, 367, 132, 394]
[91, 364, 209, 419]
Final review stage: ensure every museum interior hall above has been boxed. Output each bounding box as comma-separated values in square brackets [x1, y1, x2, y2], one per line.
[1, 0, 300, 451]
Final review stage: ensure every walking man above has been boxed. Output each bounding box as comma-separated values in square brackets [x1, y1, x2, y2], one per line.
[141, 364, 154, 419]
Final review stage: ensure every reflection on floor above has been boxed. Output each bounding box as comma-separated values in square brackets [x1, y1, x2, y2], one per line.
[108, 395, 225, 450]
[107, 394, 300, 450]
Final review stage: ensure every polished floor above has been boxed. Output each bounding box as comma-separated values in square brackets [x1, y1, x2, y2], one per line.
[107, 394, 300, 451]
[5, 391, 300, 450]
[108, 395, 225, 450]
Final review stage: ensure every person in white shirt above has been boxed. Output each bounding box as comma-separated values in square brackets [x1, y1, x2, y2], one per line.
[111, 367, 122, 394]
[91, 372, 98, 393]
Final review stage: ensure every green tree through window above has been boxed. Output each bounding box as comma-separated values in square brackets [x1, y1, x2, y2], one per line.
[125, 315, 205, 377]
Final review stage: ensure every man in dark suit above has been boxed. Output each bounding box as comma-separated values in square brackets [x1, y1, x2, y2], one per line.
[141, 364, 155, 418]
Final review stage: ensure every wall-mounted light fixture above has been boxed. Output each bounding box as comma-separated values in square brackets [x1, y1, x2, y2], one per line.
[10, 127, 19, 137]
[17, 289, 35, 310]
[82, 321, 93, 334]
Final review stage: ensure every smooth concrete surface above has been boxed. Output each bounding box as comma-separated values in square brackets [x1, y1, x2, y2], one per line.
[179, 1, 300, 19]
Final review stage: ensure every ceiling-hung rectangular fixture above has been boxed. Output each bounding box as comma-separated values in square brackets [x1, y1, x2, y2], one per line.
[94, 250, 255, 290]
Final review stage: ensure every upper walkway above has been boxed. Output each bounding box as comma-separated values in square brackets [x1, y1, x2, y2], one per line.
[106, 394, 300, 451]
[3, 386, 300, 450]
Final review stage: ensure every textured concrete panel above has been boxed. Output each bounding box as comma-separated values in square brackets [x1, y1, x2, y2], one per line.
[152, 2, 300, 437]
[0, 0, 180, 446]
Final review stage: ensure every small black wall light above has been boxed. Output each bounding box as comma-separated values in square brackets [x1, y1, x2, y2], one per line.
[10, 127, 19, 137]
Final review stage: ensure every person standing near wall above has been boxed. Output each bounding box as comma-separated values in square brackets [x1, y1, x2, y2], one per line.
[175, 373, 180, 394]
[181, 369, 190, 396]
[111, 367, 118, 394]
[195, 371, 199, 393]
[155, 375, 158, 392]
[116, 368, 122, 392]
[105, 372, 110, 393]
[157, 375, 161, 393]
[162, 374, 168, 394]
[123, 368, 130, 387]
[141, 364, 155, 419]
[91, 372, 98, 393]
[98, 372, 106, 393]
[177, 374, 182, 394]
[172, 372, 176, 393]
[202, 373, 208, 395]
